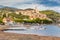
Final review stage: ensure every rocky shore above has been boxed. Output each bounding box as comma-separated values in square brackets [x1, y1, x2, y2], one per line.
[0, 32, 59, 40]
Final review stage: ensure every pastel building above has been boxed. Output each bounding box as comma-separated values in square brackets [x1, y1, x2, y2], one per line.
[15, 7, 47, 20]
[3, 17, 14, 25]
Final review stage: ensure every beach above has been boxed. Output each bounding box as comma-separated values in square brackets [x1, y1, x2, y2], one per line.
[0, 32, 59, 40]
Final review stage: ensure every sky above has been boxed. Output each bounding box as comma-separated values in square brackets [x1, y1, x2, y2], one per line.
[0, 0, 60, 12]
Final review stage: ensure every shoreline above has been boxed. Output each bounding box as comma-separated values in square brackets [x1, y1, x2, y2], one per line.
[0, 32, 60, 40]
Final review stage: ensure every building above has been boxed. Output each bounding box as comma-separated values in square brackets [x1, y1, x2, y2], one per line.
[15, 7, 47, 20]
[3, 17, 14, 25]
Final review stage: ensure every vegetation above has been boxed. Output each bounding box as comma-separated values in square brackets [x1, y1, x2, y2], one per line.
[9, 13, 29, 19]
[0, 19, 4, 25]
[0, 7, 59, 24]
[40, 10, 60, 23]
[14, 19, 24, 23]
[23, 18, 53, 24]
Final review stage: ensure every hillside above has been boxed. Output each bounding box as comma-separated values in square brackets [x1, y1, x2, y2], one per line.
[0, 7, 60, 24]
[40, 10, 60, 23]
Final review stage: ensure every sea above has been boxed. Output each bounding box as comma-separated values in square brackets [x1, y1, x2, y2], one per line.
[4, 23, 60, 37]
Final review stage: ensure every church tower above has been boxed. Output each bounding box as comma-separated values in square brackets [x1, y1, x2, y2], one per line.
[34, 5, 39, 13]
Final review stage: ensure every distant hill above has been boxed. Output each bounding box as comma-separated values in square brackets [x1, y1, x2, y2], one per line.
[0, 5, 6, 8]
[0, 7, 19, 12]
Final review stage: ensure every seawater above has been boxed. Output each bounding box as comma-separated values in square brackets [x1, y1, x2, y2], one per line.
[4, 24, 60, 37]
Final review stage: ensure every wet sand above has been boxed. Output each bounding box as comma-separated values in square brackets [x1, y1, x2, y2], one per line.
[0, 32, 60, 40]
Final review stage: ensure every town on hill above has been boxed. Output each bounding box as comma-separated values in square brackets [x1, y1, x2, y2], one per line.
[0, 7, 60, 24]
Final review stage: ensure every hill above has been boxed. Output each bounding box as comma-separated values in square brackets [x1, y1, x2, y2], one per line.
[0, 6, 60, 24]
[40, 10, 60, 23]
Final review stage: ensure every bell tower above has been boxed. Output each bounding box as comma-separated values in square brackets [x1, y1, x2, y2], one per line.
[34, 5, 39, 13]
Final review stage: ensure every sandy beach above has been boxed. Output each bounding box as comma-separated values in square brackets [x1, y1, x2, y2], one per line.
[0, 32, 59, 40]
[0, 25, 60, 40]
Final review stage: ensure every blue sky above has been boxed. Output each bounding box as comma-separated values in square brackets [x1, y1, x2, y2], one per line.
[0, 0, 60, 12]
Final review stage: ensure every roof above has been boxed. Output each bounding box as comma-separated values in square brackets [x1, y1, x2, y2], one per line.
[25, 8, 34, 10]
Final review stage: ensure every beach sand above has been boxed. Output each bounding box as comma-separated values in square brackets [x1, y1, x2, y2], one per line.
[0, 32, 59, 40]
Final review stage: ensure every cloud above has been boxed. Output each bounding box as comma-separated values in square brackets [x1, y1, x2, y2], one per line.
[35, 0, 60, 6]
[0, 0, 32, 3]
[49, 0, 60, 3]
[0, 0, 60, 7]
[12, 3, 60, 13]
[0, 0, 34, 6]
[0, 0, 60, 13]
[36, 4, 60, 12]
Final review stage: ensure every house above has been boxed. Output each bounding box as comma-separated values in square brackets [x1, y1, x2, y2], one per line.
[15, 7, 47, 20]
[3, 17, 14, 25]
